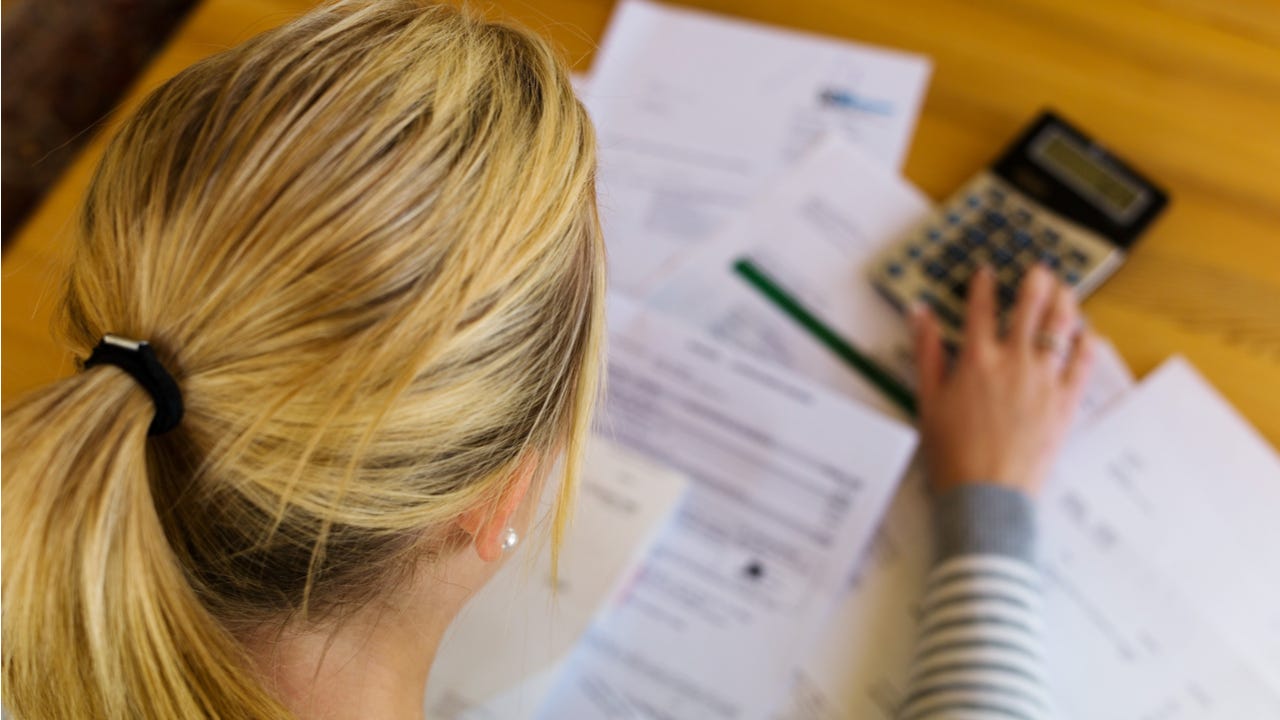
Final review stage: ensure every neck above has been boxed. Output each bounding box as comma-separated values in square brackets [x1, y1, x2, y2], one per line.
[243, 555, 483, 720]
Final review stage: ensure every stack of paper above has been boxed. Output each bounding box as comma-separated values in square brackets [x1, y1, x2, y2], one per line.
[581, 0, 931, 294]
[540, 297, 918, 717]
[429, 1, 1280, 718]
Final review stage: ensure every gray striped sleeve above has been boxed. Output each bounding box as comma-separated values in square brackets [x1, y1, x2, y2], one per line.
[933, 483, 1037, 563]
[897, 484, 1051, 720]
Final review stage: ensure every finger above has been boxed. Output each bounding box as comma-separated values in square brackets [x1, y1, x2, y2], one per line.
[1009, 264, 1056, 344]
[1063, 329, 1097, 399]
[963, 265, 998, 349]
[1038, 282, 1081, 367]
[911, 303, 945, 404]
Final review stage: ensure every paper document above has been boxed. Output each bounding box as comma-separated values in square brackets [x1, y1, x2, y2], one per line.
[1040, 357, 1280, 718]
[648, 134, 931, 415]
[425, 438, 687, 719]
[783, 358, 1280, 719]
[587, 0, 931, 292]
[538, 296, 919, 719]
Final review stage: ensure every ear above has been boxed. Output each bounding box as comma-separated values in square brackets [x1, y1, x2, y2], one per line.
[456, 452, 539, 563]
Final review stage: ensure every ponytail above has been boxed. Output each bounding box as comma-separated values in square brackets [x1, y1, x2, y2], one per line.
[2, 1, 604, 717]
[2, 368, 291, 719]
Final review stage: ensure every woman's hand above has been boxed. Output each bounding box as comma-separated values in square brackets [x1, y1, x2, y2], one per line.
[912, 264, 1096, 496]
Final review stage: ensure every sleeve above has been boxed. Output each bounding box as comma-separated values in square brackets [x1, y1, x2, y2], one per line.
[895, 484, 1052, 720]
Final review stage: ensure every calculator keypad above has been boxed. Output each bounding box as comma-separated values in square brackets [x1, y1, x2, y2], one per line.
[872, 172, 1121, 343]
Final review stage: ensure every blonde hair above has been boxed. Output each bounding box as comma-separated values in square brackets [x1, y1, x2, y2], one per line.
[1, 2, 604, 718]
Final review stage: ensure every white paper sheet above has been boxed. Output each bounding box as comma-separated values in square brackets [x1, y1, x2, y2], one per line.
[781, 358, 1280, 719]
[1040, 357, 1280, 718]
[647, 134, 930, 415]
[587, 0, 931, 293]
[537, 296, 919, 719]
[425, 438, 687, 719]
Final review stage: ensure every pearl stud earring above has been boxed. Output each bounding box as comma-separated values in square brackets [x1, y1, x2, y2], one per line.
[500, 527, 520, 552]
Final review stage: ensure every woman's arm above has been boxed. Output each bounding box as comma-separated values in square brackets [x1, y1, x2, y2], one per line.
[897, 264, 1094, 720]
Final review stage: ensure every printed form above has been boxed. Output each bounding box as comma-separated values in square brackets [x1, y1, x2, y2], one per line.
[648, 134, 1136, 419]
[584, 0, 931, 293]
[538, 297, 918, 719]
[647, 134, 929, 412]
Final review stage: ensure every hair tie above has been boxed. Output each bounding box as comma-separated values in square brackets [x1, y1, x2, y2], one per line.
[84, 334, 184, 436]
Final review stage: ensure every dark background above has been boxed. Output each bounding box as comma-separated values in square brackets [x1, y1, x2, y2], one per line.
[2, 0, 198, 246]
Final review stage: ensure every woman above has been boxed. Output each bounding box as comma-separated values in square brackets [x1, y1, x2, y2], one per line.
[1, 2, 1091, 719]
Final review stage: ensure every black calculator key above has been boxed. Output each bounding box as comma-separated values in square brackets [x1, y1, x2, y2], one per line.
[992, 247, 1015, 266]
[983, 210, 1008, 229]
[965, 194, 981, 208]
[963, 226, 988, 246]
[887, 262, 905, 278]
[1011, 209, 1032, 225]
[1068, 248, 1089, 265]
[1064, 270, 1081, 285]
[925, 260, 949, 279]
[1041, 228, 1061, 245]
[949, 278, 970, 300]
[988, 187, 1006, 204]
[1011, 230, 1034, 249]
[926, 227, 943, 243]
[946, 211, 962, 225]
[1040, 252, 1062, 270]
[944, 244, 968, 263]
[907, 244, 924, 259]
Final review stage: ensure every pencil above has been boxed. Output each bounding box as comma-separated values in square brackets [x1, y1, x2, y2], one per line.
[732, 257, 918, 418]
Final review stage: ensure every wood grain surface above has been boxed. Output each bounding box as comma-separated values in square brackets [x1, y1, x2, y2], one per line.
[4, 0, 1278, 443]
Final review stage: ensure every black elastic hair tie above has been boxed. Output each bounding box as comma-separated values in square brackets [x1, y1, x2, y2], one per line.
[83, 334, 184, 436]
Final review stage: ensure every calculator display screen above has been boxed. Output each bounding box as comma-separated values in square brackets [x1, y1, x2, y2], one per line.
[1033, 131, 1146, 222]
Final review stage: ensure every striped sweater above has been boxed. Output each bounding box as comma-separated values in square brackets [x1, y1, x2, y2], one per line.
[898, 484, 1051, 720]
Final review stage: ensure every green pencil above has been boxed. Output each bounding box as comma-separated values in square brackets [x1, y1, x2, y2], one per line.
[732, 257, 918, 418]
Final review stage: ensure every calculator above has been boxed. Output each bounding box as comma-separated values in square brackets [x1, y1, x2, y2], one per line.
[871, 111, 1169, 343]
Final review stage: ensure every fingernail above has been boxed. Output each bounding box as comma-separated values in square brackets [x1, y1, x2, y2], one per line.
[908, 301, 927, 327]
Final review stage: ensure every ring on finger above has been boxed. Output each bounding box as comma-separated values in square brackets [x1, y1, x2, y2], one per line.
[1033, 330, 1071, 357]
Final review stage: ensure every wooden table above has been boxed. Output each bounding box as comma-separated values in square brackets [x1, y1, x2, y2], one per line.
[5, 0, 1279, 443]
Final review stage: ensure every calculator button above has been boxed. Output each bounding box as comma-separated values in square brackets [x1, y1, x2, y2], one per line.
[925, 260, 949, 279]
[992, 247, 1015, 266]
[1068, 248, 1089, 265]
[1064, 270, 1081, 285]
[1011, 230, 1034, 249]
[963, 227, 988, 246]
[946, 212, 962, 225]
[983, 210, 1008, 229]
[907, 244, 924, 259]
[926, 228, 943, 243]
[1040, 252, 1062, 270]
[886, 262, 905, 278]
[965, 194, 981, 208]
[1011, 209, 1032, 225]
[944, 244, 968, 263]
[1041, 229, 1061, 245]
[950, 278, 970, 300]
[997, 284, 1018, 308]
[987, 187, 1006, 204]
